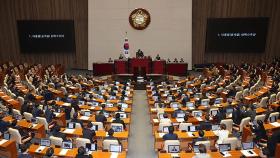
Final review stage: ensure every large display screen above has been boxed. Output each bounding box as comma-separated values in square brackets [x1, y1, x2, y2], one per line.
[205, 17, 269, 52]
[17, 20, 76, 53]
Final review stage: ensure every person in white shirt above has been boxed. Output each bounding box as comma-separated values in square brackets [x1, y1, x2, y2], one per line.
[192, 144, 211, 158]
[215, 124, 229, 145]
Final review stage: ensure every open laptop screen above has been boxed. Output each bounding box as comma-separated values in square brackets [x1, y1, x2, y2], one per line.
[242, 142, 254, 150]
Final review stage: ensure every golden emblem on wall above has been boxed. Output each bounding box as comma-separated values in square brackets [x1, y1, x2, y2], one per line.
[129, 8, 151, 30]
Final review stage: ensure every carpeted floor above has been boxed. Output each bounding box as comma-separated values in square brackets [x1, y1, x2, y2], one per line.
[127, 90, 157, 158]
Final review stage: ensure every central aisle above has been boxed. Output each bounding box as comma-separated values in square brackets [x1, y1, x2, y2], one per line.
[127, 90, 157, 158]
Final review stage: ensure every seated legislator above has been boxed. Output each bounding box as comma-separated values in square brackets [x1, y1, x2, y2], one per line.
[51, 125, 67, 141]
[95, 111, 107, 124]
[214, 124, 229, 145]
[163, 126, 178, 140]
[105, 128, 121, 144]
[76, 146, 93, 158]
[43, 147, 54, 158]
[252, 120, 267, 143]
[192, 144, 211, 158]
[199, 114, 212, 130]
[160, 113, 172, 124]
[112, 113, 126, 130]
[82, 122, 97, 143]
[18, 144, 32, 158]
[0, 114, 11, 134]
[192, 130, 208, 145]
[71, 112, 84, 128]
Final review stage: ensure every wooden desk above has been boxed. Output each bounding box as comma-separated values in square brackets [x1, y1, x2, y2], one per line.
[0, 139, 17, 158]
[3, 116, 46, 138]
[0, 91, 20, 110]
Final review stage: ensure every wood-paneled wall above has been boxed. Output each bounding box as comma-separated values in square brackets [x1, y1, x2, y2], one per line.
[0, 0, 88, 69]
[193, 0, 280, 65]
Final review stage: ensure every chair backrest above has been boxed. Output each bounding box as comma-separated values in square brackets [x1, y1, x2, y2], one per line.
[75, 138, 90, 148]
[49, 136, 63, 147]
[222, 137, 238, 150]
[258, 97, 268, 108]
[178, 123, 192, 131]
[12, 109, 21, 116]
[61, 87, 67, 95]
[70, 108, 75, 119]
[17, 96, 24, 106]
[195, 140, 211, 150]
[254, 114, 266, 123]
[276, 92, 280, 101]
[75, 123, 82, 129]
[192, 110, 202, 117]
[220, 119, 233, 132]
[102, 139, 119, 150]
[164, 140, 180, 153]
[235, 91, 243, 101]
[37, 117, 49, 130]
[269, 112, 279, 123]
[269, 94, 276, 104]
[23, 112, 33, 121]
[242, 88, 249, 97]
[92, 122, 104, 130]
[8, 128, 22, 144]
[158, 122, 171, 132]
[239, 117, 251, 132]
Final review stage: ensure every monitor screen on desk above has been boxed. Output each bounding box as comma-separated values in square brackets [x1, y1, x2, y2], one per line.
[193, 145, 200, 153]
[119, 113, 127, 119]
[214, 99, 221, 104]
[104, 112, 109, 118]
[187, 102, 194, 108]
[177, 112, 185, 118]
[109, 144, 122, 152]
[163, 126, 169, 133]
[120, 103, 128, 109]
[270, 116, 277, 123]
[212, 124, 220, 131]
[188, 125, 197, 132]
[3, 132, 10, 140]
[112, 125, 123, 132]
[210, 109, 218, 116]
[226, 108, 233, 114]
[168, 145, 180, 153]
[86, 143, 97, 151]
[159, 113, 164, 119]
[242, 142, 254, 150]
[84, 111, 91, 117]
[78, 101, 85, 105]
[91, 125, 98, 131]
[67, 122, 76, 129]
[31, 118, 38, 124]
[62, 141, 73, 149]
[40, 139, 51, 147]
[219, 144, 231, 152]
[15, 114, 23, 120]
[193, 111, 202, 117]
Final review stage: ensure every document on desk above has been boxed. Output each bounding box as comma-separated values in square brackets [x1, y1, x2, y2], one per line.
[176, 118, 184, 123]
[150, 108, 156, 112]
[270, 122, 280, 127]
[110, 152, 119, 158]
[187, 132, 194, 137]
[171, 153, 179, 157]
[196, 117, 203, 121]
[79, 116, 89, 120]
[54, 112, 60, 117]
[59, 149, 69, 155]
[153, 119, 159, 123]
[35, 146, 46, 153]
[0, 139, 8, 145]
[32, 124, 38, 128]
[62, 103, 71, 106]
[158, 133, 165, 138]
[7, 99, 13, 102]
[221, 151, 231, 157]
[241, 150, 258, 157]
[63, 129, 75, 134]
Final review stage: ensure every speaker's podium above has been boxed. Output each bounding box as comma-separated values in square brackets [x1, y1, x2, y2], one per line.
[129, 57, 151, 89]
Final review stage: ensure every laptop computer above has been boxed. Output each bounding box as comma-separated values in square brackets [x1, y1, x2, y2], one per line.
[212, 124, 220, 131]
[86, 143, 97, 152]
[67, 122, 76, 129]
[170, 102, 179, 108]
[186, 102, 195, 109]
[193, 145, 200, 153]
[226, 108, 233, 114]
[188, 125, 197, 132]
[177, 112, 185, 118]
[104, 112, 110, 118]
[119, 113, 127, 119]
[215, 99, 221, 104]
[79, 101, 85, 105]
[219, 144, 231, 152]
[163, 126, 169, 133]
[110, 144, 122, 152]
[242, 142, 254, 150]
[120, 103, 128, 109]
[40, 139, 51, 147]
[84, 111, 91, 117]
[159, 113, 164, 119]
[106, 103, 114, 108]
[91, 125, 98, 131]
[3, 132, 10, 140]
[168, 145, 180, 153]
[193, 111, 202, 117]
[270, 116, 277, 123]
[210, 109, 218, 116]
[112, 125, 123, 132]
[201, 100, 209, 107]
[62, 141, 73, 149]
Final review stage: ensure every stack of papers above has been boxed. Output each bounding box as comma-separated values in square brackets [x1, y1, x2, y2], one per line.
[241, 150, 258, 157]
[187, 132, 194, 137]
[110, 152, 119, 158]
[158, 133, 165, 138]
[270, 122, 280, 127]
[196, 117, 203, 121]
[58, 149, 69, 155]
[171, 153, 179, 157]
[63, 129, 75, 134]
[79, 116, 89, 120]
[221, 151, 231, 157]
[0, 139, 8, 146]
[35, 146, 46, 153]
[153, 119, 159, 123]
[62, 103, 71, 106]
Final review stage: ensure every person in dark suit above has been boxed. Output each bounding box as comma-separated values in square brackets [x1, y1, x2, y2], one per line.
[0, 115, 10, 134]
[45, 106, 55, 123]
[75, 146, 93, 158]
[71, 112, 84, 128]
[199, 114, 212, 131]
[42, 87, 53, 104]
[52, 125, 67, 141]
[252, 120, 267, 143]
[243, 105, 256, 121]
[267, 129, 280, 157]
[232, 106, 243, 125]
[192, 130, 208, 145]
[82, 122, 96, 143]
[20, 101, 29, 115]
[43, 147, 54, 158]
[172, 108, 183, 118]
[181, 95, 190, 106]
[163, 126, 178, 140]
[104, 128, 120, 144]
[215, 108, 226, 123]
[18, 144, 32, 158]
[112, 113, 126, 129]
[32, 104, 41, 117]
[95, 111, 107, 125]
